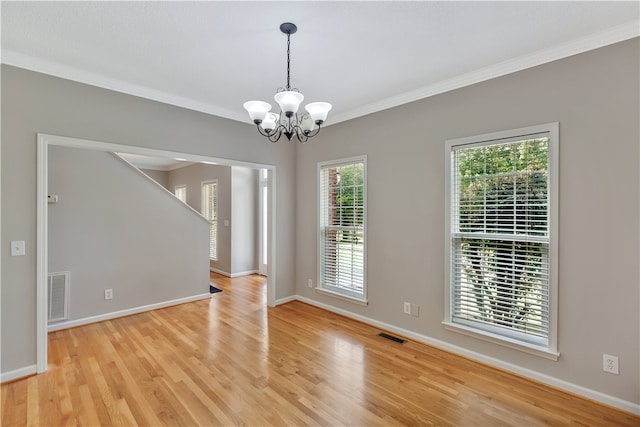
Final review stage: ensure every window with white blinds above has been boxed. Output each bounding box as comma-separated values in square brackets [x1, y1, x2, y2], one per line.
[202, 180, 218, 260]
[318, 156, 367, 303]
[175, 185, 186, 203]
[445, 123, 558, 357]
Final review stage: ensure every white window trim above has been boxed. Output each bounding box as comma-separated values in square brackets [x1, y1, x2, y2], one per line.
[317, 155, 368, 305]
[202, 179, 218, 261]
[444, 123, 559, 359]
[174, 184, 187, 202]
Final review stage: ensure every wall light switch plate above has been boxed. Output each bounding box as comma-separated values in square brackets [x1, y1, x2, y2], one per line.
[11, 241, 26, 256]
[410, 303, 420, 317]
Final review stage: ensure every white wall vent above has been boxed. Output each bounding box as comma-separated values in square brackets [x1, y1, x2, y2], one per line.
[48, 271, 70, 322]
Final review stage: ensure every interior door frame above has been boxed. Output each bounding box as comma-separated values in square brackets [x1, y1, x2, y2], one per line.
[36, 133, 277, 373]
[258, 169, 269, 276]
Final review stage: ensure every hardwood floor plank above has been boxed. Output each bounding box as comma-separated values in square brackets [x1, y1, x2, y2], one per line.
[76, 383, 101, 427]
[2, 272, 639, 426]
[75, 354, 110, 426]
[25, 377, 38, 427]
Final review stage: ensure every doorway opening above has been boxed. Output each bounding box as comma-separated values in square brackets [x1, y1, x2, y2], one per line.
[36, 133, 277, 373]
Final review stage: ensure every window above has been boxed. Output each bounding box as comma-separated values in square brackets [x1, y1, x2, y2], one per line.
[318, 156, 367, 304]
[174, 185, 186, 203]
[445, 123, 558, 358]
[202, 180, 218, 260]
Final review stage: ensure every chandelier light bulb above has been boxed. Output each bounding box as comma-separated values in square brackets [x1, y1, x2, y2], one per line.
[243, 101, 271, 124]
[305, 102, 332, 124]
[260, 113, 278, 132]
[274, 91, 304, 117]
[300, 115, 316, 133]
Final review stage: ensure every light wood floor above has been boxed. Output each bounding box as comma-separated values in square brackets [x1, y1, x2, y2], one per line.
[2, 273, 638, 426]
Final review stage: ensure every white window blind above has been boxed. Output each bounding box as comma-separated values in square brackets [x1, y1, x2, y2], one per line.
[175, 185, 186, 203]
[202, 181, 218, 260]
[446, 124, 558, 355]
[318, 157, 366, 302]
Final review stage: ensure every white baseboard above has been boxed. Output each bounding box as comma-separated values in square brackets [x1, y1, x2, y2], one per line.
[230, 270, 258, 278]
[0, 364, 37, 383]
[295, 295, 640, 415]
[10, 291, 638, 414]
[210, 267, 230, 277]
[210, 267, 258, 278]
[275, 295, 297, 306]
[48, 293, 211, 332]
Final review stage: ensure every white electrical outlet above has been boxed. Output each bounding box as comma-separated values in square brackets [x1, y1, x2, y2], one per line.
[403, 302, 411, 314]
[105, 289, 113, 300]
[308, 279, 313, 288]
[603, 354, 619, 375]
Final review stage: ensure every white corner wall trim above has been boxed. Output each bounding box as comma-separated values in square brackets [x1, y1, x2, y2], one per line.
[329, 20, 640, 125]
[0, 365, 37, 384]
[295, 295, 640, 416]
[47, 293, 211, 333]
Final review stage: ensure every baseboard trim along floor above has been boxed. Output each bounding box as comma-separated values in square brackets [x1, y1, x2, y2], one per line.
[294, 294, 639, 415]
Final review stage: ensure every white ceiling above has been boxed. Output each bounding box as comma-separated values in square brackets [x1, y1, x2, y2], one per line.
[2, 1, 638, 126]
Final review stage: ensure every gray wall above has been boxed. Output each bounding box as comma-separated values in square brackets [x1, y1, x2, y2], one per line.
[231, 167, 258, 275]
[1, 64, 296, 374]
[140, 168, 169, 188]
[1, 38, 638, 407]
[166, 163, 233, 274]
[140, 163, 259, 276]
[48, 147, 210, 321]
[296, 39, 639, 404]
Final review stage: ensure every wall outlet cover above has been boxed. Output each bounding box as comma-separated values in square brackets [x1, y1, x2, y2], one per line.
[603, 354, 619, 375]
[10, 241, 26, 256]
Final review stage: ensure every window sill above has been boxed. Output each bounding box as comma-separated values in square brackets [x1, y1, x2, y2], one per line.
[315, 287, 368, 306]
[442, 321, 559, 361]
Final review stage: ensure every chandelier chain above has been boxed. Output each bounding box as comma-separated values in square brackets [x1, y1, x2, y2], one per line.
[286, 32, 291, 91]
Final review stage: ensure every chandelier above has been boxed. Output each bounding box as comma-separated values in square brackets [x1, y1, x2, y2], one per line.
[243, 22, 332, 143]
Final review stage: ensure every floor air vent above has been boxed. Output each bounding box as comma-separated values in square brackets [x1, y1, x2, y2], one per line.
[378, 332, 406, 344]
[48, 272, 70, 322]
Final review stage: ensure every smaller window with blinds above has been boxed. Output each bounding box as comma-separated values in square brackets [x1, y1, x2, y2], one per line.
[202, 180, 218, 260]
[318, 156, 367, 304]
[175, 185, 187, 203]
[445, 123, 559, 359]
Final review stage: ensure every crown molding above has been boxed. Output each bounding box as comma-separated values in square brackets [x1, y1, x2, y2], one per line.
[329, 20, 640, 125]
[0, 50, 249, 123]
[3, 20, 638, 126]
